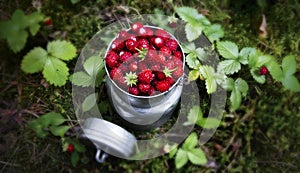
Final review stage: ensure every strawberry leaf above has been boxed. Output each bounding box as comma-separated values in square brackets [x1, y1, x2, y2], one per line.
[175, 149, 188, 169]
[199, 66, 225, 94]
[82, 93, 98, 112]
[181, 43, 196, 54]
[70, 72, 93, 87]
[21, 47, 48, 73]
[182, 132, 198, 150]
[184, 106, 202, 126]
[187, 148, 207, 165]
[204, 24, 224, 42]
[71, 151, 79, 167]
[228, 78, 249, 111]
[83, 55, 104, 77]
[175, 7, 206, 26]
[49, 125, 70, 137]
[280, 55, 300, 92]
[185, 53, 201, 69]
[238, 47, 256, 65]
[185, 23, 203, 42]
[230, 88, 242, 111]
[197, 117, 220, 129]
[47, 40, 77, 61]
[188, 70, 200, 81]
[217, 59, 241, 75]
[250, 68, 266, 84]
[216, 41, 239, 59]
[42, 57, 69, 86]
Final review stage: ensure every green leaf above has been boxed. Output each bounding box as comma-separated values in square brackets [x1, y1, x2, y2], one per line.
[71, 139, 86, 153]
[175, 149, 188, 169]
[70, 72, 93, 87]
[204, 24, 224, 42]
[41, 112, 67, 126]
[238, 47, 256, 65]
[29, 120, 49, 138]
[42, 57, 69, 86]
[83, 55, 104, 77]
[265, 60, 283, 81]
[186, 53, 201, 69]
[82, 93, 98, 112]
[199, 66, 218, 94]
[182, 132, 198, 150]
[27, 12, 44, 35]
[71, 0, 81, 4]
[235, 78, 249, 96]
[217, 59, 241, 75]
[230, 88, 242, 111]
[47, 40, 77, 61]
[11, 9, 28, 29]
[169, 146, 178, 158]
[187, 148, 207, 165]
[250, 68, 266, 84]
[217, 41, 239, 59]
[184, 106, 202, 126]
[188, 70, 200, 81]
[185, 23, 202, 42]
[197, 117, 220, 129]
[175, 6, 205, 26]
[181, 42, 195, 54]
[49, 125, 70, 137]
[223, 78, 235, 91]
[21, 47, 48, 73]
[281, 75, 300, 92]
[195, 48, 207, 61]
[71, 151, 79, 167]
[282, 55, 297, 76]
[7, 29, 28, 53]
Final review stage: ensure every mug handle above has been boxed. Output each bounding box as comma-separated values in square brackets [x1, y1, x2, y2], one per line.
[95, 149, 108, 163]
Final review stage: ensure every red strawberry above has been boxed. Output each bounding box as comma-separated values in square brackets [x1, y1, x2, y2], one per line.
[119, 51, 132, 63]
[165, 60, 176, 70]
[118, 30, 130, 39]
[131, 22, 143, 33]
[151, 37, 165, 49]
[151, 64, 161, 71]
[259, 66, 269, 75]
[137, 38, 149, 50]
[125, 39, 137, 52]
[165, 39, 178, 51]
[116, 76, 127, 89]
[109, 68, 122, 79]
[149, 86, 156, 96]
[128, 34, 137, 41]
[145, 27, 154, 37]
[173, 57, 183, 67]
[129, 61, 138, 72]
[155, 29, 170, 39]
[67, 143, 75, 153]
[173, 51, 183, 60]
[105, 51, 119, 68]
[160, 46, 172, 57]
[45, 18, 52, 26]
[137, 62, 148, 72]
[138, 69, 153, 84]
[173, 68, 184, 78]
[165, 77, 175, 85]
[129, 86, 139, 95]
[155, 54, 167, 64]
[138, 83, 151, 94]
[111, 39, 125, 51]
[156, 81, 171, 92]
[154, 71, 166, 80]
[138, 27, 147, 36]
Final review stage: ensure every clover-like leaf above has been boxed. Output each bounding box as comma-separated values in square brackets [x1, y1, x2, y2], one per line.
[176, 6, 205, 26]
[186, 53, 201, 69]
[199, 66, 219, 94]
[184, 106, 202, 126]
[49, 125, 70, 137]
[83, 55, 104, 77]
[42, 57, 69, 86]
[204, 24, 224, 42]
[197, 117, 220, 129]
[70, 72, 93, 87]
[47, 40, 77, 61]
[187, 148, 207, 165]
[21, 47, 48, 73]
[82, 93, 98, 112]
[238, 47, 256, 65]
[217, 41, 239, 59]
[175, 149, 188, 169]
[185, 23, 202, 42]
[218, 59, 241, 75]
[182, 132, 198, 150]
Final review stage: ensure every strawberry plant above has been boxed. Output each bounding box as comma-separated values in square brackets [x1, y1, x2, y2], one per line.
[21, 40, 77, 86]
[0, 9, 44, 53]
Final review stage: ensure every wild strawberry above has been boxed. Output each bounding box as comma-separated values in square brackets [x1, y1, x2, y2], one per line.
[138, 69, 153, 84]
[137, 38, 149, 50]
[138, 27, 147, 36]
[105, 51, 119, 68]
[124, 71, 138, 86]
[155, 29, 170, 39]
[67, 143, 75, 153]
[119, 51, 132, 63]
[165, 77, 175, 85]
[125, 39, 137, 52]
[173, 57, 183, 67]
[137, 62, 148, 72]
[165, 39, 178, 51]
[118, 30, 130, 39]
[152, 37, 165, 49]
[149, 86, 156, 96]
[173, 51, 183, 60]
[173, 68, 184, 78]
[145, 27, 154, 37]
[44, 18, 52, 26]
[129, 86, 139, 95]
[159, 46, 172, 57]
[128, 34, 137, 41]
[131, 22, 143, 33]
[165, 60, 176, 70]
[109, 68, 122, 79]
[156, 81, 171, 92]
[154, 71, 166, 80]
[259, 66, 269, 75]
[116, 76, 127, 89]
[151, 64, 161, 71]
[155, 54, 167, 64]
[138, 83, 151, 95]
[111, 39, 125, 51]
[129, 61, 138, 72]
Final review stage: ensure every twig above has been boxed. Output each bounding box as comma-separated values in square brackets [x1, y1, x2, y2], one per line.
[0, 160, 20, 167]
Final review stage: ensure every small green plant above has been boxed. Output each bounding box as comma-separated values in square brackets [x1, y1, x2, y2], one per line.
[21, 40, 77, 86]
[0, 9, 44, 53]
[29, 112, 86, 167]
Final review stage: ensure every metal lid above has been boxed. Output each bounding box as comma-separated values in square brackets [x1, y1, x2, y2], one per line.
[80, 118, 137, 159]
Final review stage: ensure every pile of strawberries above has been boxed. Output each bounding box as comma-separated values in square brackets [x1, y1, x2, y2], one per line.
[105, 22, 184, 96]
